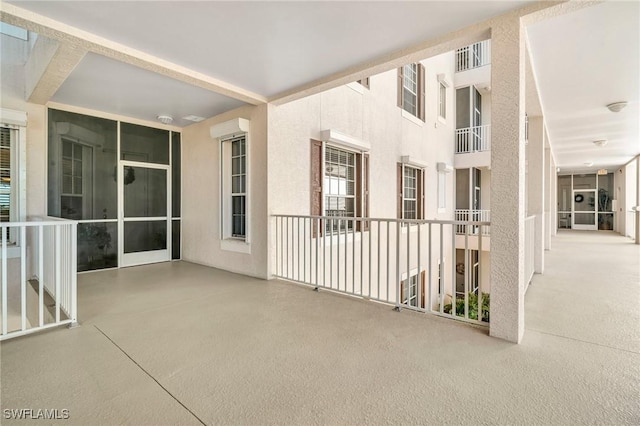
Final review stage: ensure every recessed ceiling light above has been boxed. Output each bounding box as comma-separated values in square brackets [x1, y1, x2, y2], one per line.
[593, 139, 608, 147]
[584, 162, 593, 167]
[157, 115, 173, 125]
[183, 115, 205, 123]
[606, 102, 627, 113]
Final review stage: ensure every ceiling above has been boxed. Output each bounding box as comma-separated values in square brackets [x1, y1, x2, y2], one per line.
[7, 1, 527, 97]
[2, 1, 638, 173]
[526, 1, 640, 173]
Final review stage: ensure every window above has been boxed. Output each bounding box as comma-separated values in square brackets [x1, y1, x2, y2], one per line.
[0, 111, 26, 244]
[230, 137, 246, 238]
[60, 139, 87, 220]
[401, 271, 426, 309]
[397, 63, 425, 120]
[310, 140, 369, 236]
[397, 163, 424, 220]
[439, 82, 447, 119]
[0, 127, 12, 225]
[221, 135, 247, 240]
[324, 146, 356, 233]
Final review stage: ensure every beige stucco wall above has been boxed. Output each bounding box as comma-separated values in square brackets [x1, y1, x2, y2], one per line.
[181, 104, 269, 279]
[267, 52, 459, 299]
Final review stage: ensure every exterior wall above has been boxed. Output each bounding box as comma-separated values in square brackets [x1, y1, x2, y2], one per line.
[268, 52, 459, 301]
[181, 104, 269, 279]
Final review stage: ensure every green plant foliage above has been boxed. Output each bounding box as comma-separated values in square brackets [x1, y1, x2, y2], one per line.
[443, 292, 490, 322]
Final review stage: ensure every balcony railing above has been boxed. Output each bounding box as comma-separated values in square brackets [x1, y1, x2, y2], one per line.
[272, 215, 491, 325]
[456, 40, 491, 72]
[455, 210, 491, 236]
[455, 125, 491, 154]
[0, 218, 77, 341]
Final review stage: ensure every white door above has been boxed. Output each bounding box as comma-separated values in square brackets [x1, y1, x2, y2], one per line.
[572, 189, 597, 231]
[118, 161, 171, 267]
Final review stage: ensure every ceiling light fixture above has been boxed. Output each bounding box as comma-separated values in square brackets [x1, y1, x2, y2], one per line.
[606, 102, 627, 113]
[584, 162, 593, 167]
[593, 139, 608, 147]
[157, 115, 173, 125]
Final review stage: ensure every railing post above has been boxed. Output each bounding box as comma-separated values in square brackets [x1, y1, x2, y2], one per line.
[70, 222, 78, 325]
[2, 226, 8, 336]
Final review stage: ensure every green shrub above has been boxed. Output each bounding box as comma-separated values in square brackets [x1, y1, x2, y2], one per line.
[443, 292, 490, 322]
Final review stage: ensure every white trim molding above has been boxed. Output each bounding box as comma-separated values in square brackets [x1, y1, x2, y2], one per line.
[320, 129, 370, 152]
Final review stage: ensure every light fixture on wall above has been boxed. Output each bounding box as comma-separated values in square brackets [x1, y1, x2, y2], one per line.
[593, 139, 608, 147]
[157, 115, 173, 125]
[606, 102, 627, 113]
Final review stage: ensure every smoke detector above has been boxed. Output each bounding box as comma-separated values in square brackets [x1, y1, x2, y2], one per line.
[606, 102, 627, 113]
[593, 139, 608, 147]
[157, 115, 173, 125]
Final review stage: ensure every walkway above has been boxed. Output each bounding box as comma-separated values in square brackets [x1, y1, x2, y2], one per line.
[1, 231, 638, 425]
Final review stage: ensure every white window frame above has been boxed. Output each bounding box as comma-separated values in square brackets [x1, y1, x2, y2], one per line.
[220, 134, 250, 249]
[402, 64, 419, 117]
[323, 144, 357, 234]
[437, 74, 450, 123]
[439, 82, 447, 120]
[0, 109, 27, 250]
[402, 165, 418, 220]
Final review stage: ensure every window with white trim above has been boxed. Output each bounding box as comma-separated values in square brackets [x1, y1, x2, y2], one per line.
[439, 82, 447, 119]
[401, 270, 425, 309]
[324, 146, 356, 233]
[403, 166, 418, 219]
[221, 134, 248, 243]
[0, 117, 25, 243]
[402, 64, 418, 116]
[398, 63, 425, 120]
[0, 127, 12, 226]
[397, 163, 424, 220]
[310, 140, 369, 236]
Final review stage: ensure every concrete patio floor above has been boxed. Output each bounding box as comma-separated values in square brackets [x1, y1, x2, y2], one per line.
[1, 231, 638, 425]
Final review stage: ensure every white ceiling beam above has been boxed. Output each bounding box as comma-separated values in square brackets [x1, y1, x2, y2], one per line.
[25, 36, 87, 104]
[1, 3, 267, 106]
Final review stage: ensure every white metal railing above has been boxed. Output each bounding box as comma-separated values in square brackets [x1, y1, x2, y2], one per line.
[525, 215, 535, 287]
[456, 40, 491, 72]
[455, 125, 491, 154]
[455, 210, 490, 236]
[0, 218, 77, 341]
[272, 215, 491, 325]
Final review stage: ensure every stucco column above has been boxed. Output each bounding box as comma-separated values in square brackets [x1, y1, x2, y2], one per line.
[636, 156, 640, 245]
[527, 116, 545, 273]
[489, 17, 526, 343]
[544, 146, 552, 250]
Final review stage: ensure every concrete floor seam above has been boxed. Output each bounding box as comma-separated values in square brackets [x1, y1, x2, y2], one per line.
[94, 325, 208, 426]
[526, 327, 640, 355]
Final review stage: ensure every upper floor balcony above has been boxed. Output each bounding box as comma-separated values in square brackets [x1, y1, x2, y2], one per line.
[454, 125, 491, 169]
[455, 40, 491, 73]
[454, 40, 491, 89]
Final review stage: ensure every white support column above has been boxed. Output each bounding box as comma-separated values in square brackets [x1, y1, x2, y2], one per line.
[489, 17, 526, 343]
[527, 116, 545, 273]
[544, 146, 552, 250]
[635, 156, 640, 245]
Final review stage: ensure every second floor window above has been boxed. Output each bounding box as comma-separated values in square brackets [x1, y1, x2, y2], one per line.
[397, 163, 424, 220]
[398, 63, 425, 121]
[0, 127, 12, 226]
[310, 140, 369, 236]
